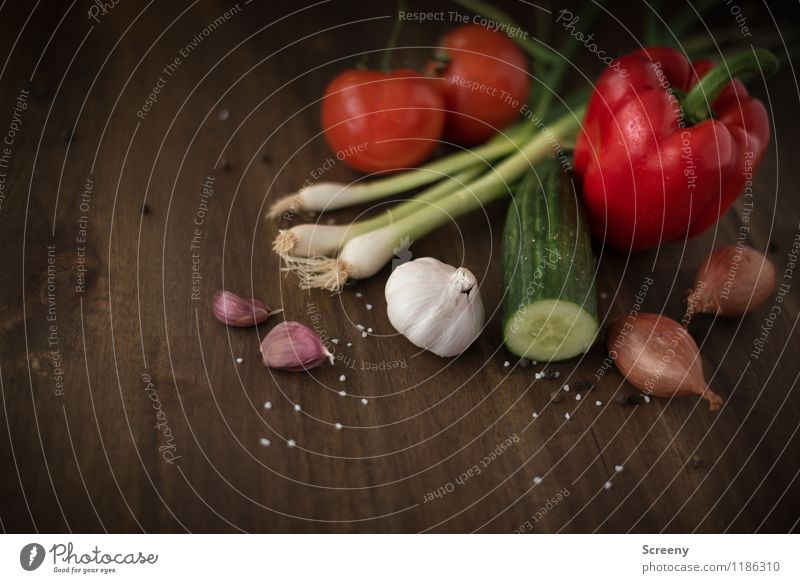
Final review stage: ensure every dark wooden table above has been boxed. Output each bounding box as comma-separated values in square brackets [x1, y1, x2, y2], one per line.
[1, 0, 798, 533]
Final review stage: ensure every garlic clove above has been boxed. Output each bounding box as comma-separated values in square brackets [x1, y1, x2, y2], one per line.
[687, 245, 776, 317]
[260, 321, 334, 372]
[607, 313, 723, 411]
[213, 290, 279, 327]
[385, 257, 485, 357]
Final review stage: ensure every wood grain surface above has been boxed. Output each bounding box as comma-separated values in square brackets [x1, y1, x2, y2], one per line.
[1, 0, 799, 533]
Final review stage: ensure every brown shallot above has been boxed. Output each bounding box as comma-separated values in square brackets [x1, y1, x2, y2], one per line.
[686, 245, 775, 318]
[606, 313, 723, 411]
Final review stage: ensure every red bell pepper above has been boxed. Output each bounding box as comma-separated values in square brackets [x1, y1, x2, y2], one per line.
[574, 47, 778, 251]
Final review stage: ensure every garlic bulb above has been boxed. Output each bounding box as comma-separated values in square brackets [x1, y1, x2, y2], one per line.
[385, 257, 485, 357]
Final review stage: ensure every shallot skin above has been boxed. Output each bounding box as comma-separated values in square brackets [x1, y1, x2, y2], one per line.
[607, 313, 723, 411]
[687, 245, 776, 317]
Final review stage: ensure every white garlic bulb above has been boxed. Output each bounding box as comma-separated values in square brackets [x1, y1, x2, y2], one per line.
[385, 257, 485, 357]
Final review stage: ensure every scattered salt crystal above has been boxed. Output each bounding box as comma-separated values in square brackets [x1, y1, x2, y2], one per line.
[361, 332, 368, 338]
[264, 401, 272, 410]
[535, 372, 545, 380]
[643, 395, 651, 403]
[217, 108, 229, 121]
[287, 439, 296, 448]
[367, 327, 373, 333]
[614, 465, 624, 473]
[361, 398, 368, 405]
[503, 361, 510, 367]
[339, 375, 346, 382]
[604, 481, 612, 490]
[563, 384, 570, 392]
[357, 324, 365, 330]
[554, 372, 560, 378]
[347, 342, 352, 348]
[366, 304, 373, 310]
[332, 338, 339, 344]
[259, 438, 270, 447]
[532, 361, 538, 365]
[294, 404, 301, 412]
[575, 394, 581, 401]
[533, 476, 543, 485]
[335, 423, 343, 430]
[595, 400, 602, 406]
[564, 412, 570, 420]
[532, 412, 538, 419]
[235, 357, 244, 364]
[356, 292, 363, 298]
[338, 390, 346, 397]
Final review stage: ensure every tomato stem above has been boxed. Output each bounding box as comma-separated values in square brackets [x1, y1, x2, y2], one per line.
[381, 0, 406, 72]
[682, 48, 779, 124]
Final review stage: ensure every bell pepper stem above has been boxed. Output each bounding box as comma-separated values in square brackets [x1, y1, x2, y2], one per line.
[682, 47, 779, 124]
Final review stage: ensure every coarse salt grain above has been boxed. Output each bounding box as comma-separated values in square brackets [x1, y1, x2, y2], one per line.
[356, 292, 363, 298]
[503, 361, 510, 367]
[347, 342, 352, 347]
[575, 394, 581, 401]
[264, 401, 272, 409]
[259, 438, 270, 447]
[366, 304, 373, 310]
[643, 395, 651, 403]
[367, 327, 373, 333]
[604, 481, 612, 490]
[332, 339, 339, 344]
[361, 332, 368, 338]
[532, 412, 538, 419]
[554, 372, 560, 378]
[294, 404, 301, 412]
[335, 423, 343, 430]
[357, 324, 365, 330]
[533, 476, 543, 485]
[361, 398, 368, 405]
[287, 439, 296, 448]
[338, 390, 346, 396]
[535, 372, 544, 380]
[595, 400, 602, 406]
[235, 357, 243, 364]
[563, 384, 570, 391]
[339, 375, 346, 382]
[564, 412, 570, 420]
[614, 465, 624, 473]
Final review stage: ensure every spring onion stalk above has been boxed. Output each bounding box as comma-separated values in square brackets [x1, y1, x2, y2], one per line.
[266, 120, 534, 219]
[282, 106, 585, 291]
[532, 1, 603, 118]
[272, 166, 484, 257]
[452, 0, 561, 65]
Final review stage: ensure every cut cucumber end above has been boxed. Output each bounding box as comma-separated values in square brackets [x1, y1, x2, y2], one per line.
[503, 299, 598, 362]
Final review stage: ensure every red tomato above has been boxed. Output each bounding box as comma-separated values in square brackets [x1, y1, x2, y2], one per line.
[321, 69, 445, 173]
[434, 25, 530, 145]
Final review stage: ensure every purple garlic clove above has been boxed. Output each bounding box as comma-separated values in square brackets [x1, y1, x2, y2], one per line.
[260, 322, 334, 372]
[213, 290, 279, 327]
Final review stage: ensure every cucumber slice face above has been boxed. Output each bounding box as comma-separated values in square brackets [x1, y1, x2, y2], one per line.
[503, 298, 599, 362]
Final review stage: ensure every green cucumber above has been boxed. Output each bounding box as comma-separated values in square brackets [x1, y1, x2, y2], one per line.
[501, 159, 599, 362]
